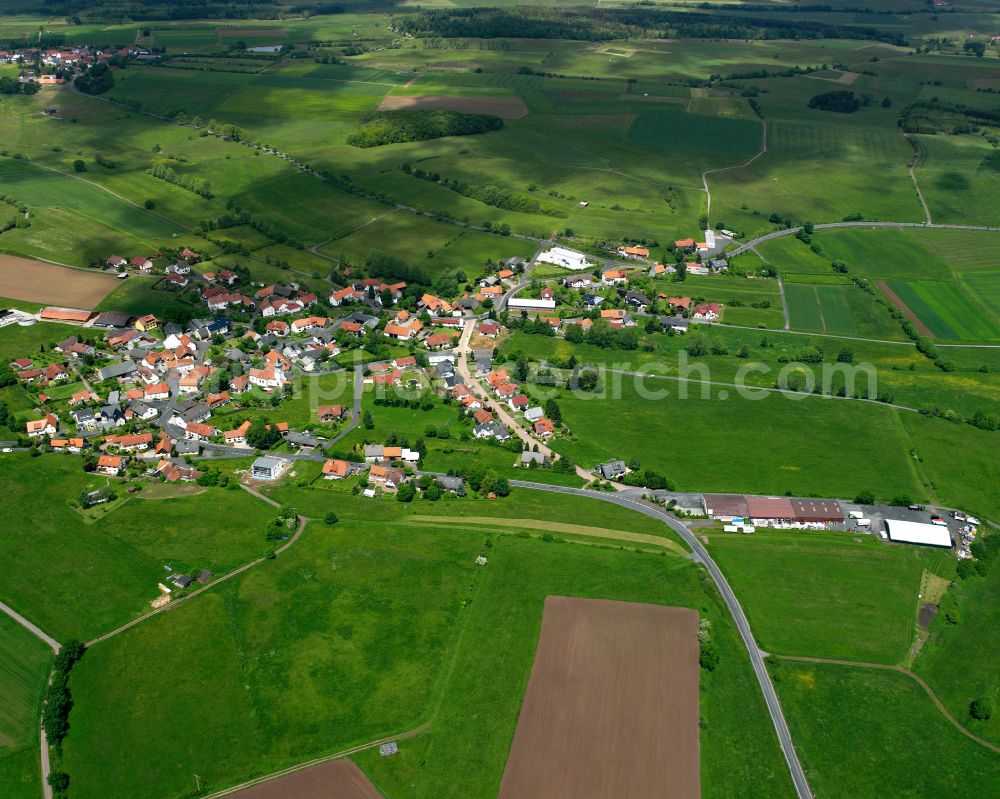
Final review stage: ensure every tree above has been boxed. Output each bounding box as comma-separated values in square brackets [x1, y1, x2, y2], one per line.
[424, 482, 441, 501]
[854, 490, 875, 504]
[837, 347, 855, 364]
[73, 159, 86, 172]
[362, 410, 374, 429]
[324, 512, 338, 525]
[544, 398, 562, 425]
[956, 560, 977, 580]
[246, 420, 280, 450]
[699, 642, 720, 671]
[396, 483, 416, 502]
[565, 324, 584, 344]
[48, 771, 70, 793]
[970, 697, 993, 720]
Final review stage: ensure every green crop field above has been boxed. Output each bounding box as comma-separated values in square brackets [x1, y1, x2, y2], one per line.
[784, 284, 858, 335]
[627, 112, 761, 164]
[885, 280, 1000, 341]
[0, 613, 51, 755]
[706, 530, 932, 663]
[775, 662, 1000, 798]
[0, 746, 41, 799]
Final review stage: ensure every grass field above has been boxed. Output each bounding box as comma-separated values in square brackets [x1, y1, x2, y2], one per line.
[535, 380, 925, 501]
[0, 454, 276, 641]
[916, 548, 1000, 746]
[706, 530, 934, 664]
[0, 613, 51, 754]
[775, 662, 1000, 798]
[0, 746, 40, 799]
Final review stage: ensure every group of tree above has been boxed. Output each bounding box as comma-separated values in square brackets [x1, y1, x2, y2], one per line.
[348, 109, 504, 148]
[74, 62, 114, 95]
[148, 162, 212, 198]
[42, 639, 86, 755]
[393, 7, 905, 46]
[808, 90, 862, 113]
[0, 76, 39, 96]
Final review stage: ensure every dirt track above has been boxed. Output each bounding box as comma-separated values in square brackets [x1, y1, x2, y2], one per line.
[378, 94, 529, 120]
[875, 280, 935, 338]
[498, 597, 700, 799]
[216, 760, 381, 799]
[0, 254, 117, 307]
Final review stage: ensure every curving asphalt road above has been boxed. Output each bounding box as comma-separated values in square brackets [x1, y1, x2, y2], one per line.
[510, 479, 814, 799]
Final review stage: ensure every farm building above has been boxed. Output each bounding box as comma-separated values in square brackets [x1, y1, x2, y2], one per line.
[535, 247, 592, 271]
[885, 519, 952, 548]
[703, 494, 844, 524]
[40, 307, 93, 323]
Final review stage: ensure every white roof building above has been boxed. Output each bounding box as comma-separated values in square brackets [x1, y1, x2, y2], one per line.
[508, 298, 556, 311]
[885, 519, 952, 548]
[535, 247, 592, 271]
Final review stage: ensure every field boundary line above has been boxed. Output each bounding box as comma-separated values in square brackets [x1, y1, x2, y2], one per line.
[84, 515, 307, 648]
[201, 722, 430, 799]
[707, 320, 1000, 348]
[775, 655, 1000, 756]
[903, 132, 932, 225]
[0, 600, 60, 652]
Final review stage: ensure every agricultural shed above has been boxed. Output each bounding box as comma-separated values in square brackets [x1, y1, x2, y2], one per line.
[885, 519, 952, 548]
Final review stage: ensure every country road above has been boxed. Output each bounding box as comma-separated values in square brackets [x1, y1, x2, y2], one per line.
[510, 479, 813, 799]
[728, 220, 1000, 259]
[0, 599, 59, 652]
[703, 119, 768, 220]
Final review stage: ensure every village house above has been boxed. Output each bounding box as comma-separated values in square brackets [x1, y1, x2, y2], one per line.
[617, 245, 650, 259]
[533, 417, 555, 438]
[184, 422, 217, 441]
[317, 405, 345, 422]
[693, 302, 721, 321]
[96, 454, 127, 476]
[106, 432, 154, 452]
[224, 421, 252, 446]
[368, 464, 404, 492]
[26, 413, 58, 438]
[322, 459, 351, 480]
[602, 269, 629, 286]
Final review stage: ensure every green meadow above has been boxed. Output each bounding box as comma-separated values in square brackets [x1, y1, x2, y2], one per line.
[0, 455, 275, 641]
[706, 530, 934, 664]
[775, 662, 1000, 798]
[0, 613, 51, 754]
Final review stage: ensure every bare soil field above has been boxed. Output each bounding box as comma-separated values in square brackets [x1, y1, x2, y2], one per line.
[0, 254, 116, 307]
[498, 597, 700, 799]
[378, 94, 529, 120]
[220, 760, 382, 799]
[875, 280, 934, 338]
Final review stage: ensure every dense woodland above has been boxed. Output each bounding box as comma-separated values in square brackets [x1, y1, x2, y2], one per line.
[394, 7, 907, 45]
[348, 109, 504, 148]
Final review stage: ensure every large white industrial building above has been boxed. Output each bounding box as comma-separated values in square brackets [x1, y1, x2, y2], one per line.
[884, 519, 952, 548]
[535, 247, 592, 271]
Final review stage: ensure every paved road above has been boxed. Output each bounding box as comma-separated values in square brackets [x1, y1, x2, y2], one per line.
[328, 364, 364, 446]
[728, 220, 1000, 259]
[455, 320, 596, 483]
[510, 480, 813, 799]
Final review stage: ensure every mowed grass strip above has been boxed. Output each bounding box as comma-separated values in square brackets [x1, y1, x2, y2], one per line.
[405, 515, 687, 554]
[706, 530, 925, 664]
[885, 280, 1000, 341]
[0, 613, 51, 753]
[775, 662, 1000, 798]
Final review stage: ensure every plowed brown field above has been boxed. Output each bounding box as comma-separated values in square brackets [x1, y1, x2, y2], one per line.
[0, 254, 116, 307]
[498, 597, 700, 799]
[221, 760, 382, 799]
